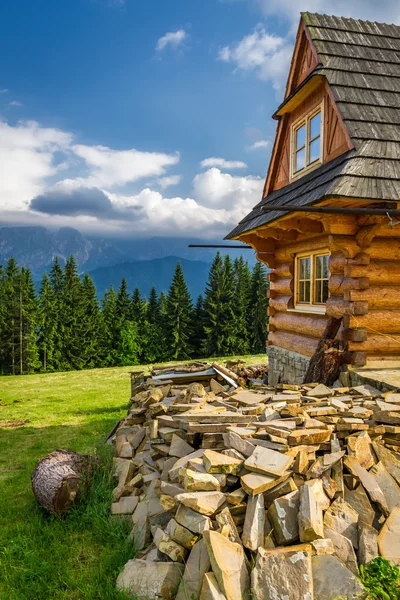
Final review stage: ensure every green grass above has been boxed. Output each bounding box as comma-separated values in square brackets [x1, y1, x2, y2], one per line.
[0, 355, 266, 599]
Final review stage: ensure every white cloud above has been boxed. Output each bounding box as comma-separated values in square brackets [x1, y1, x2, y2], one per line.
[158, 175, 182, 189]
[156, 29, 188, 52]
[9, 100, 23, 107]
[0, 88, 8, 93]
[200, 157, 247, 170]
[247, 139, 271, 150]
[218, 24, 293, 90]
[0, 120, 72, 211]
[193, 167, 263, 209]
[0, 119, 263, 238]
[72, 144, 180, 188]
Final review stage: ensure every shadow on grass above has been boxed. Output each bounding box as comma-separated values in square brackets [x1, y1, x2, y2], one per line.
[0, 421, 134, 600]
[73, 405, 129, 416]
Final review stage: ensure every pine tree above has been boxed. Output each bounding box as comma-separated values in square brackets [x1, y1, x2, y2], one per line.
[191, 294, 205, 357]
[38, 272, 56, 371]
[233, 257, 252, 355]
[141, 286, 163, 363]
[202, 253, 236, 357]
[165, 262, 193, 360]
[80, 273, 102, 368]
[249, 261, 269, 353]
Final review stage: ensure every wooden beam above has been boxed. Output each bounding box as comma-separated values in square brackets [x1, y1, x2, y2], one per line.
[268, 330, 319, 357]
[270, 311, 327, 339]
[344, 311, 400, 335]
[346, 287, 400, 309]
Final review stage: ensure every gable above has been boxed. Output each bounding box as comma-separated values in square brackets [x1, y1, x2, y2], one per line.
[285, 20, 319, 98]
[267, 80, 352, 194]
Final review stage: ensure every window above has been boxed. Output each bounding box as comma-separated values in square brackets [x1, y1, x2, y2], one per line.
[295, 251, 330, 310]
[292, 107, 322, 178]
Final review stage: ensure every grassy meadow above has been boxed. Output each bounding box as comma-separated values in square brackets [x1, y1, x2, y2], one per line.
[0, 355, 266, 599]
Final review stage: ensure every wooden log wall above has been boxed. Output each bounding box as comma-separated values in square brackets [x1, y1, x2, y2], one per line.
[343, 236, 400, 363]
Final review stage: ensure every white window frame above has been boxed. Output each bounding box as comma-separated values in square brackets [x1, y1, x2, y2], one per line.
[291, 249, 330, 314]
[290, 104, 323, 180]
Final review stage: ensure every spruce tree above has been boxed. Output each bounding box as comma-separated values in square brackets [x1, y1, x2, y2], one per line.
[80, 273, 102, 368]
[147, 286, 159, 324]
[233, 257, 252, 355]
[191, 294, 205, 357]
[0, 258, 20, 374]
[202, 253, 236, 357]
[131, 287, 147, 323]
[101, 285, 118, 365]
[249, 261, 269, 353]
[116, 321, 141, 366]
[165, 262, 193, 360]
[17, 267, 40, 374]
[116, 277, 132, 325]
[49, 257, 65, 370]
[62, 255, 85, 370]
[38, 272, 56, 371]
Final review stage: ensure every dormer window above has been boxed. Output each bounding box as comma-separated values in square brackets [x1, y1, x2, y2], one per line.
[291, 106, 322, 179]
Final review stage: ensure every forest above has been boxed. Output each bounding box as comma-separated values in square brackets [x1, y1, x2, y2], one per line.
[0, 253, 269, 375]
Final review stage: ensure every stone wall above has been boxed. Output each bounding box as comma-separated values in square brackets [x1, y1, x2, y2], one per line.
[267, 345, 310, 386]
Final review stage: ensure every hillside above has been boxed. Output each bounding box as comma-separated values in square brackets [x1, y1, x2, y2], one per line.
[90, 256, 211, 299]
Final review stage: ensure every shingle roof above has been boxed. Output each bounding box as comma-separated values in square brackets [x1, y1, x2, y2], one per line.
[226, 12, 400, 239]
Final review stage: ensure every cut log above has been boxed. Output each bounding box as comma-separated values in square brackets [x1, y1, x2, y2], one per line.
[270, 312, 327, 339]
[346, 287, 400, 309]
[303, 317, 343, 385]
[344, 311, 400, 334]
[270, 278, 293, 296]
[269, 296, 293, 313]
[268, 331, 319, 357]
[31, 449, 96, 515]
[270, 261, 294, 279]
[346, 261, 400, 286]
[326, 297, 368, 318]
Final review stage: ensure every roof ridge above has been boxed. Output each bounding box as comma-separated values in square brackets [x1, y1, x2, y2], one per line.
[301, 12, 400, 30]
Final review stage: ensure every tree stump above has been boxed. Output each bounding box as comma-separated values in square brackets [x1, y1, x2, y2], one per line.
[31, 449, 95, 515]
[303, 317, 344, 386]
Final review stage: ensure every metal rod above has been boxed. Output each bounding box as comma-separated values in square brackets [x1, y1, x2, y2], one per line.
[188, 244, 252, 249]
[261, 205, 400, 216]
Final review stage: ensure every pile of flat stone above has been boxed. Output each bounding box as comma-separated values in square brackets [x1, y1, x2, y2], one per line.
[111, 364, 400, 600]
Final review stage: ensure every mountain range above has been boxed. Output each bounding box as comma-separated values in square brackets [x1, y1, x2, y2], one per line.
[0, 225, 253, 300]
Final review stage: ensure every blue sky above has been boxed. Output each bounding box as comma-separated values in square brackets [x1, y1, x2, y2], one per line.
[0, 0, 398, 239]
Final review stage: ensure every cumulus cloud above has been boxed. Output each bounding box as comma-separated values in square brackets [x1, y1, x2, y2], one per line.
[72, 144, 179, 188]
[0, 119, 264, 238]
[156, 30, 188, 52]
[200, 157, 247, 170]
[9, 100, 23, 107]
[158, 175, 182, 189]
[193, 167, 263, 209]
[218, 24, 293, 91]
[247, 139, 271, 150]
[0, 119, 72, 211]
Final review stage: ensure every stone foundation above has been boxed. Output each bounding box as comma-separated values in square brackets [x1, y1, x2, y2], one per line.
[267, 345, 310, 386]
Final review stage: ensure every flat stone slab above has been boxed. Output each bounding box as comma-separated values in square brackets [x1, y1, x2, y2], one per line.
[312, 555, 368, 600]
[323, 498, 359, 548]
[203, 530, 250, 600]
[251, 544, 313, 600]
[203, 449, 243, 475]
[244, 445, 294, 477]
[242, 493, 264, 551]
[175, 491, 225, 516]
[267, 490, 300, 546]
[116, 558, 184, 599]
[176, 539, 210, 600]
[200, 572, 227, 600]
[378, 506, 400, 566]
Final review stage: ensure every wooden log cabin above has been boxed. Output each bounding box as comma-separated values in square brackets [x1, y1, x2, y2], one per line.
[226, 12, 400, 384]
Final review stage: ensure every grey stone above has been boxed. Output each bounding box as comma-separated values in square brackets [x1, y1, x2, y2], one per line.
[251, 544, 313, 600]
[313, 555, 368, 599]
[116, 558, 184, 599]
[358, 523, 378, 566]
[267, 490, 300, 546]
[299, 482, 324, 542]
[323, 497, 359, 548]
[176, 539, 211, 600]
[242, 493, 265, 551]
[324, 527, 358, 575]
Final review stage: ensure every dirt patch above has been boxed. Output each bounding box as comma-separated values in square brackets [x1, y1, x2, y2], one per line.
[0, 419, 30, 428]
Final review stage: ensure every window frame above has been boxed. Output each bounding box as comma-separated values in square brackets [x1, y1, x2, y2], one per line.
[292, 249, 330, 314]
[290, 103, 324, 180]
